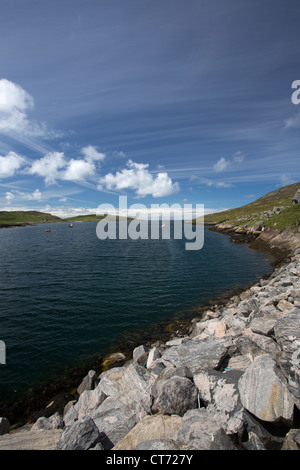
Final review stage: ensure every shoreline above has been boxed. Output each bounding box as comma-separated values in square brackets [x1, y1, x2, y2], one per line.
[0, 224, 299, 450]
[0, 224, 288, 426]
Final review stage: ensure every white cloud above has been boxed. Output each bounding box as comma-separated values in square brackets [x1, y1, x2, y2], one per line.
[63, 158, 95, 182]
[22, 188, 42, 201]
[0, 78, 33, 114]
[0, 151, 25, 178]
[28, 146, 106, 185]
[29, 152, 67, 185]
[213, 157, 230, 172]
[4, 188, 42, 203]
[5, 191, 14, 203]
[99, 160, 180, 198]
[0, 78, 59, 140]
[81, 145, 106, 163]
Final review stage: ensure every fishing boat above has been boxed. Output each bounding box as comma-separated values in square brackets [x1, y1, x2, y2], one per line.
[45, 228, 51, 232]
[69, 224, 73, 228]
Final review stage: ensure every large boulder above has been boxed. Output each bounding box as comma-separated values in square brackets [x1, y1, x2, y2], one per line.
[238, 354, 296, 424]
[112, 415, 183, 450]
[92, 398, 137, 450]
[176, 409, 236, 450]
[0, 418, 10, 436]
[194, 369, 245, 435]
[77, 370, 98, 395]
[77, 383, 107, 420]
[57, 416, 101, 450]
[161, 337, 228, 374]
[31, 412, 63, 431]
[152, 376, 198, 416]
[119, 364, 155, 420]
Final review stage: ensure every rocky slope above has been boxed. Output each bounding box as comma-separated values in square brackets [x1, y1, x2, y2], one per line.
[1, 231, 300, 450]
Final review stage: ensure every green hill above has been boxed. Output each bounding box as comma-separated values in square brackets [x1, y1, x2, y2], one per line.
[0, 211, 61, 225]
[66, 214, 133, 222]
[195, 182, 300, 231]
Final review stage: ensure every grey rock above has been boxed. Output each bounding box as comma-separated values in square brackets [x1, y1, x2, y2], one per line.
[93, 403, 137, 450]
[77, 370, 98, 395]
[77, 384, 107, 420]
[249, 317, 277, 336]
[160, 364, 193, 381]
[243, 431, 266, 450]
[176, 409, 236, 450]
[119, 364, 155, 420]
[152, 376, 198, 416]
[238, 298, 259, 317]
[294, 429, 300, 446]
[161, 337, 228, 374]
[238, 354, 295, 424]
[57, 416, 101, 450]
[112, 415, 183, 450]
[31, 412, 63, 431]
[63, 402, 78, 427]
[274, 312, 300, 358]
[194, 369, 245, 435]
[133, 345, 148, 364]
[0, 417, 10, 436]
[133, 439, 182, 450]
[281, 429, 300, 450]
[151, 361, 166, 377]
[146, 347, 161, 370]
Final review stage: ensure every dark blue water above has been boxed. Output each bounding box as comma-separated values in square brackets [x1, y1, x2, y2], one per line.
[0, 222, 274, 401]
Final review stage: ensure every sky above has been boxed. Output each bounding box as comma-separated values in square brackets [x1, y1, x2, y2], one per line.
[0, 0, 299, 218]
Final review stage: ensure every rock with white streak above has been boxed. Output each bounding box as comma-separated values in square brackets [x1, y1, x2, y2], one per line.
[146, 347, 161, 370]
[161, 337, 228, 374]
[238, 354, 296, 424]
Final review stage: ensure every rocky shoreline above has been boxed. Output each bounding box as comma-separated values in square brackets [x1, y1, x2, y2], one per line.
[0, 225, 300, 450]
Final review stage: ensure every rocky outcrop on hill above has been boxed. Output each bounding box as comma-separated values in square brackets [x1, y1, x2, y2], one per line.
[1, 237, 300, 450]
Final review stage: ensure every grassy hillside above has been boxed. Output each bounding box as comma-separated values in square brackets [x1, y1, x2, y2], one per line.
[0, 211, 61, 225]
[197, 182, 300, 231]
[66, 214, 133, 222]
[66, 214, 104, 222]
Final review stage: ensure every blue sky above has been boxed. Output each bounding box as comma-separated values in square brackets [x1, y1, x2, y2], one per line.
[0, 0, 299, 218]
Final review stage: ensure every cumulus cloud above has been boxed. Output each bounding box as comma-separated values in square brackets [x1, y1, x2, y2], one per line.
[63, 158, 95, 182]
[0, 78, 33, 114]
[213, 157, 230, 172]
[99, 160, 180, 198]
[28, 146, 106, 185]
[81, 145, 106, 163]
[0, 78, 58, 139]
[0, 151, 25, 178]
[29, 151, 67, 185]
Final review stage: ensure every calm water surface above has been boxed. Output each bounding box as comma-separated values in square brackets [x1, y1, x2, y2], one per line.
[0, 222, 274, 400]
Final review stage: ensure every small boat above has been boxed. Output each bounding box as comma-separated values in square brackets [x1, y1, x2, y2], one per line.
[69, 224, 73, 228]
[45, 228, 51, 232]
